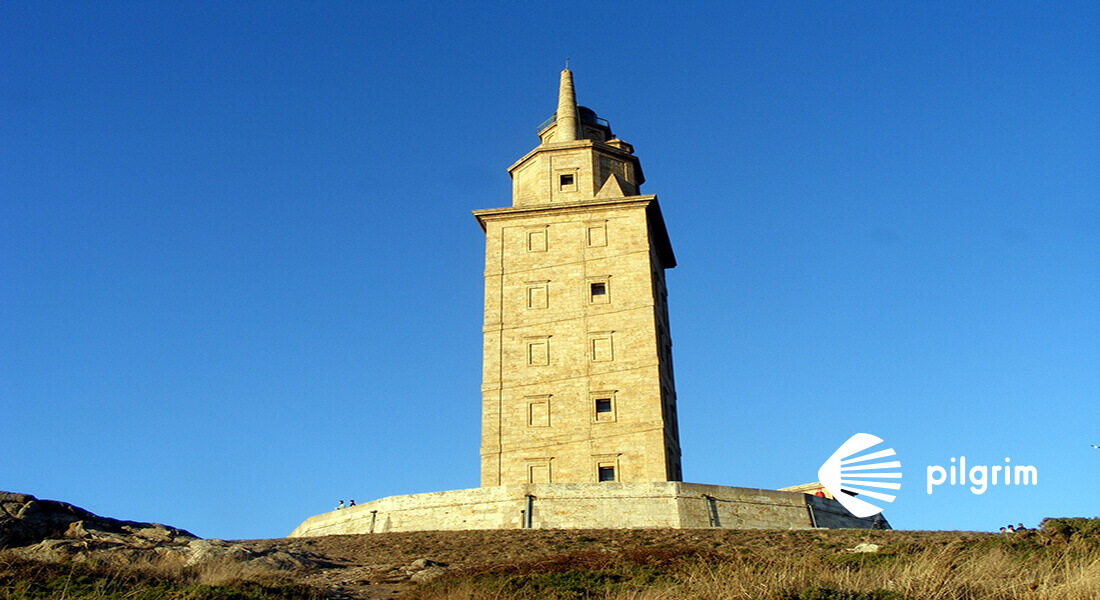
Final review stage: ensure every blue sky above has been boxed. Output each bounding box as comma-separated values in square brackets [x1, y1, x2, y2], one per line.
[2, 2, 1096, 540]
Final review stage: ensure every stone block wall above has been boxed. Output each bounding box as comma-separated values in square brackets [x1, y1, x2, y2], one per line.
[288, 483, 885, 537]
[475, 198, 679, 487]
[675, 483, 818, 529]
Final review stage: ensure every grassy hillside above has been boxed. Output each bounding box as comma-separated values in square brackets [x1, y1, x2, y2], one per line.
[4, 519, 1099, 600]
[400, 521, 1100, 600]
[0, 554, 323, 600]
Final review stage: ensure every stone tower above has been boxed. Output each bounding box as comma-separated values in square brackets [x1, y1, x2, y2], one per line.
[474, 69, 681, 487]
[290, 70, 888, 537]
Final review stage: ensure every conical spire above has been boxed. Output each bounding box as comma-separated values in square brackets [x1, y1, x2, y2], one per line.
[555, 68, 580, 141]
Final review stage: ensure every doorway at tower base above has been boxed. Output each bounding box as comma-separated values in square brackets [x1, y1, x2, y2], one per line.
[288, 482, 887, 537]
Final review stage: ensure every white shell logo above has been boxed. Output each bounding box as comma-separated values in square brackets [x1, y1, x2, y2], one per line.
[818, 433, 902, 518]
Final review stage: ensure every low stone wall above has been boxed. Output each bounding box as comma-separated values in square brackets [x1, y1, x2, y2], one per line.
[288, 482, 884, 537]
[675, 483, 817, 529]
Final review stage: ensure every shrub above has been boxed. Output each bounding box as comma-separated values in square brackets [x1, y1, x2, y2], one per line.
[1039, 517, 1100, 541]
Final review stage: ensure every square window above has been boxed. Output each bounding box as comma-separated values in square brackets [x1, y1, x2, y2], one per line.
[588, 279, 610, 304]
[557, 172, 577, 193]
[592, 391, 617, 422]
[598, 465, 616, 482]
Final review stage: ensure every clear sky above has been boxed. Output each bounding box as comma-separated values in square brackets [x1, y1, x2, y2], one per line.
[2, 2, 1096, 540]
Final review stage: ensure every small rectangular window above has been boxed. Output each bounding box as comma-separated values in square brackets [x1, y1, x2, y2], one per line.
[598, 465, 616, 482]
[592, 391, 617, 422]
[588, 279, 610, 304]
[557, 172, 577, 193]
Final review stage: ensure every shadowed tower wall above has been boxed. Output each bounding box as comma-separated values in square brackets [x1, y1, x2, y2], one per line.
[474, 69, 681, 487]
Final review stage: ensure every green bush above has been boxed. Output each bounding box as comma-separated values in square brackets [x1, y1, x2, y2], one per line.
[1040, 517, 1100, 541]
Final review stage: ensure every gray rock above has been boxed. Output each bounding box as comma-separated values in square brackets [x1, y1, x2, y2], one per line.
[850, 542, 881, 553]
[0, 491, 197, 550]
[185, 539, 233, 566]
[253, 550, 317, 570]
[13, 539, 85, 563]
[410, 566, 447, 583]
[186, 538, 326, 571]
[1, 491, 325, 575]
[410, 558, 448, 569]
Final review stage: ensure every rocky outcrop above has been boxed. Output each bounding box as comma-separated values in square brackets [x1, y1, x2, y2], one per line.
[0, 491, 196, 550]
[0, 491, 327, 572]
[185, 538, 330, 570]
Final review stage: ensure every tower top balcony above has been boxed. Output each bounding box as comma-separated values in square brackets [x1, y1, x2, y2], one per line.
[538, 106, 613, 143]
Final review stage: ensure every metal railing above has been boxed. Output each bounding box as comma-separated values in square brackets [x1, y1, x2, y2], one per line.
[537, 113, 610, 134]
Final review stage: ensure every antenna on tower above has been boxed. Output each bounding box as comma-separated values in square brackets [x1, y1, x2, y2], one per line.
[565, 57, 570, 69]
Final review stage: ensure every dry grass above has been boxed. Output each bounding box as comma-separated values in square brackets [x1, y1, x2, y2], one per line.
[668, 544, 1100, 600]
[188, 555, 293, 587]
[406, 527, 1100, 600]
[5, 519, 1098, 599]
[0, 550, 323, 599]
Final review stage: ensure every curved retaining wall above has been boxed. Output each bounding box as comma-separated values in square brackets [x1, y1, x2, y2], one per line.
[288, 482, 885, 537]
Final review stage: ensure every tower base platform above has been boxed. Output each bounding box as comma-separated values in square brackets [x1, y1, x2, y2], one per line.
[288, 482, 887, 537]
